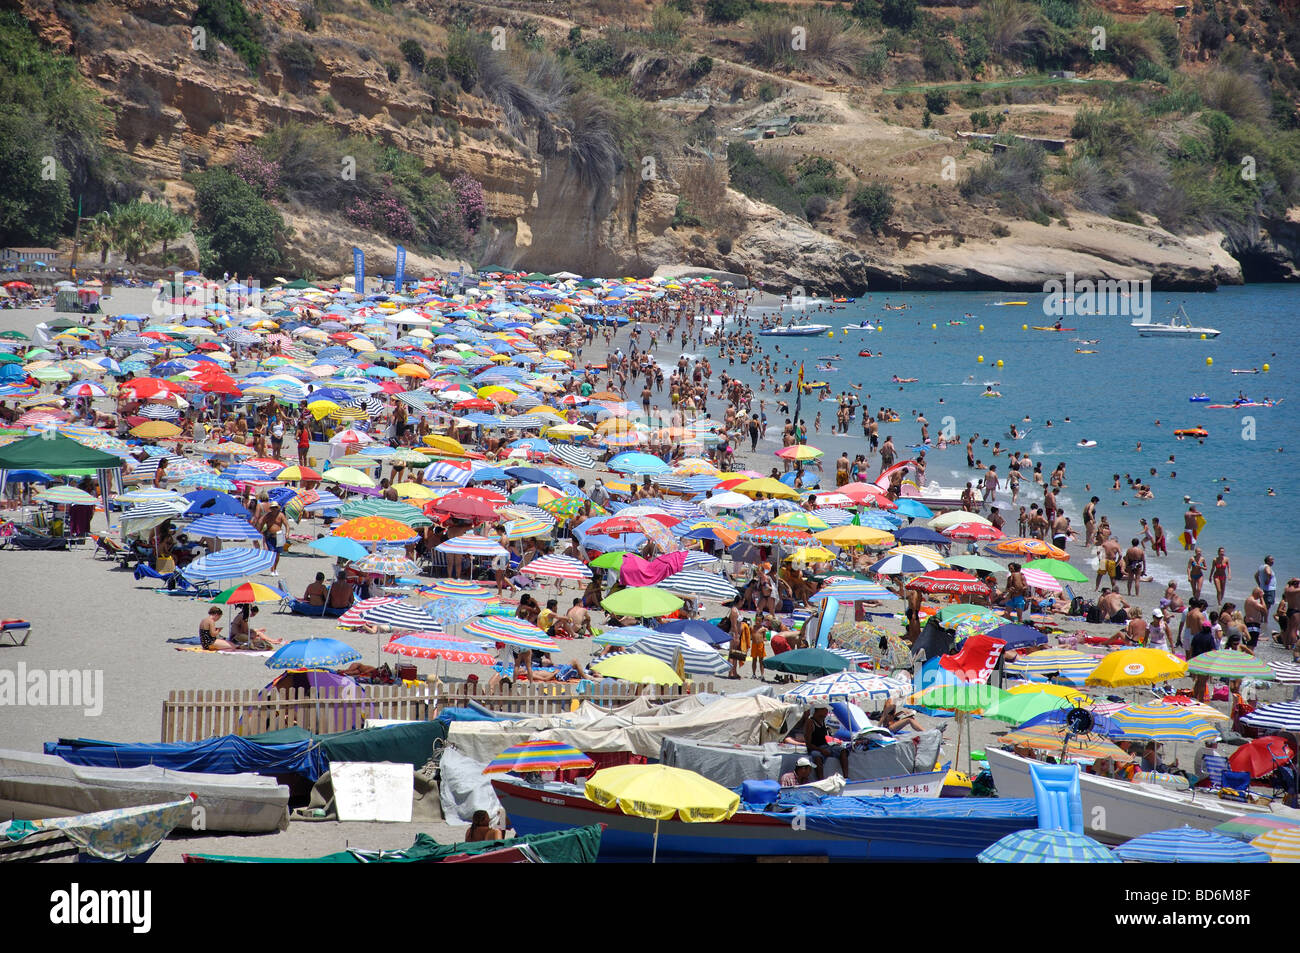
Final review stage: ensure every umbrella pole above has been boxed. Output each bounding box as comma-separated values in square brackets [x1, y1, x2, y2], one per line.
[953, 710, 963, 771]
[652, 817, 660, 864]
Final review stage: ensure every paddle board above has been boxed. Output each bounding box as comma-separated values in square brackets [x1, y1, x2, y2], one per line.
[1180, 515, 1207, 550]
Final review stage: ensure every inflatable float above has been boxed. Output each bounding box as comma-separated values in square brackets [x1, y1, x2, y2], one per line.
[1188, 394, 1210, 402]
[1077, 440, 1098, 448]
[1174, 428, 1208, 438]
[858, 350, 880, 357]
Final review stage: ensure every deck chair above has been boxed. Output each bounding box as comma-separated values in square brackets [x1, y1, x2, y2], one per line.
[1029, 760, 1084, 834]
[92, 533, 126, 561]
[0, 620, 31, 647]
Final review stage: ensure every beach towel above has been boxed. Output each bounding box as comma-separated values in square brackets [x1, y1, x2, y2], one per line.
[172, 643, 274, 658]
[619, 551, 689, 587]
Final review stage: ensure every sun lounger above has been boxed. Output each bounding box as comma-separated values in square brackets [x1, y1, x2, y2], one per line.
[286, 599, 349, 617]
[0, 620, 31, 647]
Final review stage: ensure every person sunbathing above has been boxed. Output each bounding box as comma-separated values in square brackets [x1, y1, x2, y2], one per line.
[199, 607, 236, 652]
[230, 606, 282, 650]
[877, 698, 924, 733]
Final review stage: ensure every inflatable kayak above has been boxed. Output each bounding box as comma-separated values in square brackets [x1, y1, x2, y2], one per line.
[992, 301, 1028, 306]
[1075, 349, 1097, 354]
[1208, 400, 1279, 408]
[1174, 428, 1208, 438]
[842, 323, 877, 331]
[1031, 326, 1076, 331]
[1230, 369, 1260, 374]
[832, 297, 855, 303]
[858, 350, 879, 357]
[1188, 395, 1210, 402]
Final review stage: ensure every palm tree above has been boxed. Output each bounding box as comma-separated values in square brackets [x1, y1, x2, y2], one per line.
[84, 212, 114, 266]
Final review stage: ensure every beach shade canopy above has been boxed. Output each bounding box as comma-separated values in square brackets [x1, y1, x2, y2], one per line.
[655, 618, 730, 647]
[629, 632, 728, 676]
[1229, 736, 1295, 778]
[1107, 703, 1220, 742]
[182, 547, 276, 582]
[1186, 649, 1275, 680]
[1022, 558, 1089, 583]
[1249, 827, 1300, 862]
[463, 615, 558, 651]
[978, 829, 1117, 864]
[1112, 826, 1270, 863]
[590, 653, 683, 685]
[763, 647, 857, 677]
[210, 581, 289, 605]
[266, 637, 362, 671]
[1214, 815, 1300, 843]
[0, 432, 123, 474]
[307, 536, 369, 561]
[600, 586, 684, 618]
[808, 578, 896, 602]
[584, 763, 739, 862]
[1004, 649, 1100, 685]
[1241, 702, 1300, 732]
[1085, 649, 1187, 687]
[483, 740, 596, 776]
[783, 671, 914, 705]
[383, 634, 494, 665]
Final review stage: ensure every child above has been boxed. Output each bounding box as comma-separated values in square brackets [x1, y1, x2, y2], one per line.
[749, 618, 767, 679]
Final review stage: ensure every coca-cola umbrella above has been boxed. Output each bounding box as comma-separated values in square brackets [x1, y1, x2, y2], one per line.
[905, 570, 991, 598]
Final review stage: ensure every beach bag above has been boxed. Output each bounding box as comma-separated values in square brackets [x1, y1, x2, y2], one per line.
[1085, 604, 1101, 624]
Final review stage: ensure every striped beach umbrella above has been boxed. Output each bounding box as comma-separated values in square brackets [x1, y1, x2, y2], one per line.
[188, 514, 263, 540]
[464, 615, 558, 651]
[1021, 567, 1064, 592]
[630, 632, 728, 676]
[210, 581, 288, 605]
[34, 485, 98, 505]
[868, 553, 941, 575]
[177, 472, 237, 491]
[1213, 815, 1300, 843]
[338, 596, 402, 628]
[658, 570, 738, 601]
[1004, 649, 1100, 685]
[482, 740, 595, 775]
[1250, 828, 1300, 862]
[741, 525, 815, 546]
[422, 597, 489, 625]
[1241, 701, 1300, 732]
[337, 498, 432, 527]
[383, 633, 494, 665]
[1108, 703, 1220, 742]
[1268, 661, 1300, 683]
[520, 554, 592, 580]
[769, 511, 830, 531]
[1186, 649, 1275, 680]
[783, 671, 913, 704]
[266, 637, 362, 671]
[1112, 826, 1269, 863]
[503, 517, 552, 540]
[358, 599, 441, 631]
[551, 444, 599, 469]
[182, 547, 276, 582]
[435, 534, 508, 557]
[593, 625, 662, 647]
[809, 579, 896, 602]
[978, 829, 1116, 863]
[352, 550, 422, 577]
[424, 579, 494, 598]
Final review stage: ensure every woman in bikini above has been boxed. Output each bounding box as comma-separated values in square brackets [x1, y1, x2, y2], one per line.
[1187, 548, 1207, 601]
[199, 607, 236, 651]
[1211, 547, 1230, 605]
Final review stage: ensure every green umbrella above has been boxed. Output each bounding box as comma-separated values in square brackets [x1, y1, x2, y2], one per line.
[982, 691, 1065, 725]
[590, 552, 628, 570]
[1186, 649, 1275, 680]
[913, 684, 1009, 712]
[600, 586, 684, 618]
[947, 554, 1004, 574]
[1023, 558, 1089, 583]
[937, 603, 997, 626]
[762, 648, 855, 676]
[0, 353, 21, 364]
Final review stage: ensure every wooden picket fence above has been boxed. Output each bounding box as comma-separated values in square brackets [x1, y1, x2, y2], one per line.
[160, 680, 714, 742]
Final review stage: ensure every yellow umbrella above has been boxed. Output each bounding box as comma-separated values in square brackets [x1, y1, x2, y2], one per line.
[785, 546, 837, 563]
[733, 477, 800, 500]
[423, 434, 465, 455]
[591, 654, 683, 685]
[1250, 828, 1300, 862]
[544, 424, 593, 438]
[1005, 684, 1091, 703]
[129, 421, 182, 439]
[307, 399, 340, 421]
[887, 544, 949, 565]
[1085, 649, 1187, 687]
[320, 467, 376, 488]
[395, 363, 430, 379]
[546, 349, 574, 361]
[346, 337, 377, 352]
[584, 764, 739, 862]
[816, 525, 894, 547]
[390, 482, 437, 500]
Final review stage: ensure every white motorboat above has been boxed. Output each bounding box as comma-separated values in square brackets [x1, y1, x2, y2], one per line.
[1131, 306, 1220, 338]
[986, 747, 1297, 843]
[841, 322, 879, 332]
[757, 324, 832, 337]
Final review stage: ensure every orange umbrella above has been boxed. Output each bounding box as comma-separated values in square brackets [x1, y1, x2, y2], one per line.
[990, 537, 1068, 559]
[332, 516, 420, 543]
[394, 363, 431, 379]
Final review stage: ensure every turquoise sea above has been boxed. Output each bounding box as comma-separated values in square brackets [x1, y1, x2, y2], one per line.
[706, 284, 1300, 600]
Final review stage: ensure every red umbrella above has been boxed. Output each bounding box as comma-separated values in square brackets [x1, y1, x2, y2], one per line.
[445, 487, 506, 504]
[121, 377, 184, 396]
[1229, 736, 1294, 779]
[837, 482, 897, 508]
[453, 398, 495, 411]
[431, 495, 499, 522]
[905, 570, 991, 597]
[944, 522, 1006, 541]
[588, 515, 647, 536]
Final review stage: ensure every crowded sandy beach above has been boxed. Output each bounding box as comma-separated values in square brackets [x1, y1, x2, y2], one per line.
[1, 274, 1299, 873]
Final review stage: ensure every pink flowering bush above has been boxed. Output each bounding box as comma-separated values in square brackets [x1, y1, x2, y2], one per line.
[452, 173, 485, 233]
[345, 191, 417, 241]
[227, 146, 283, 200]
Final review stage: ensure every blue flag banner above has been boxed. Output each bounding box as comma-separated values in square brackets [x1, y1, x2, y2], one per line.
[394, 245, 407, 291]
[352, 247, 364, 292]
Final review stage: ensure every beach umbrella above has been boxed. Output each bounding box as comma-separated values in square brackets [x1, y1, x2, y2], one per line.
[944, 522, 1006, 542]
[352, 550, 422, 577]
[892, 498, 933, 519]
[1249, 828, 1300, 862]
[422, 597, 489, 626]
[868, 553, 941, 575]
[435, 534, 507, 557]
[1229, 736, 1294, 778]
[982, 691, 1066, 725]
[657, 570, 738, 601]
[742, 525, 815, 546]
[982, 623, 1048, 649]
[999, 724, 1137, 762]
[1267, 661, 1300, 684]
[306, 536, 368, 560]
[337, 498, 432, 527]
[764, 648, 856, 677]
[266, 637, 362, 671]
[34, 485, 98, 505]
[590, 654, 683, 685]
[383, 634, 494, 665]
[357, 600, 441, 631]
[808, 578, 896, 602]
[1213, 815, 1300, 843]
[989, 537, 1068, 560]
[585, 764, 738, 862]
[520, 554, 592, 581]
[1004, 649, 1100, 685]
[815, 525, 894, 547]
[320, 466, 376, 488]
[630, 632, 728, 676]
[600, 586, 684, 619]
[912, 683, 1009, 713]
[1107, 703, 1219, 742]
[654, 618, 730, 647]
[210, 581, 288, 605]
[892, 526, 950, 546]
[1112, 826, 1269, 863]
[733, 477, 800, 500]
[594, 625, 662, 647]
[936, 603, 998, 627]
[978, 829, 1116, 864]
[1186, 649, 1275, 680]
[483, 740, 596, 775]
[906, 570, 990, 597]
[837, 482, 895, 507]
[332, 516, 419, 545]
[187, 514, 263, 540]
[1023, 558, 1089, 583]
[503, 517, 552, 539]
[424, 579, 494, 598]
[1086, 649, 1187, 687]
[930, 510, 990, 530]
[464, 615, 558, 651]
[129, 421, 182, 439]
[783, 671, 913, 704]
[182, 547, 277, 582]
[769, 511, 830, 531]
[1241, 702, 1300, 732]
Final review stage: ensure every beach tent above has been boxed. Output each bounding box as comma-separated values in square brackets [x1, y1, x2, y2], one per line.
[0, 432, 124, 523]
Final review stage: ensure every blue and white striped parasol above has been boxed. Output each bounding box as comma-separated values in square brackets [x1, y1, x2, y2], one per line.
[357, 600, 442, 631]
[1112, 826, 1270, 863]
[435, 535, 508, 557]
[1241, 701, 1300, 732]
[658, 570, 738, 601]
[629, 631, 728, 676]
[978, 829, 1116, 863]
[782, 671, 914, 704]
[187, 514, 263, 540]
[182, 547, 276, 582]
[809, 579, 896, 602]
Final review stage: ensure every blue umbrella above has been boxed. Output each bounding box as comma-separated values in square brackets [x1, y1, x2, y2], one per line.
[266, 637, 362, 671]
[892, 526, 950, 546]
[982, 623, 1049, 649]
[182, 547, 277, 582]
[593, 625, 661, 647]
[305, 536, 368, 561]
[504, 466, 565, 489]
[655, 618, 730, 647]
[608, 452, 670, 475]
[187, 514, 263, 540]
[4, 470, 53, 484]
[978, 829, 1117, 863]
[892, 498, 933, 519]
[1018, 707, 1126, 737]
[423, 597, 489, 625]
[1112, 826, 1270, 863]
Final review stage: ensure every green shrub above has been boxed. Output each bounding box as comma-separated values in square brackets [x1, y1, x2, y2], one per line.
[194, 0, 265, 74]
[705, 0, 751, 24]
[727, 140, 804, 217]
[672, 199, 702, 226]
[758, 81, 778, 102]
[301, 4, 320, 31]
[572, 37, 621, 75]
[921, 35, 959, 80]
[423, 56, 447, 82]
[716, 234, 733, 254]
[653, 5, 686, 36]
[689, 54, 713, 79]
[921, 108, 932, 127]
[970, 109, 990, 129]
[278, 40, 316, 82]
[881, 0, 917, 31]
[320, 94, 336, 113]
[850, 0, 882, 23]
[848, 183, 893, 231]
[384, 61, 401, 82]
[399, 39, 425, 71]
[192, 167, 284, 278]
[446, 29, 479, 91]
[924, 89, 950, 113]
[859, 47, 887, 80]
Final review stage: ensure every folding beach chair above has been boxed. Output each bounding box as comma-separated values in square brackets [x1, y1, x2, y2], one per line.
[0, 620, 31, 647]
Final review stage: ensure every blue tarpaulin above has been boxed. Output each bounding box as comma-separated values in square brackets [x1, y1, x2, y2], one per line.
[45, 735, 327, 781]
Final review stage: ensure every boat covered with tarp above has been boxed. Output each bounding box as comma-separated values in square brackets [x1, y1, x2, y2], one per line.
[0, 796, 195, 863]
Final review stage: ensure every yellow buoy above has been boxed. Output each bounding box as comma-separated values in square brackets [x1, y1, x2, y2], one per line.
[932, 323, 937, 329]
[979, 325, 985, 331]
[977, 355, 984, 363]
[1200, 333, 1206, 340]
[1206, 357, 1213, 366]
[996, 359, 1004, 367]
[827, 330, 834, 337]
[1022, 324, 1028, 330]
[1263, 363, 1270, 372]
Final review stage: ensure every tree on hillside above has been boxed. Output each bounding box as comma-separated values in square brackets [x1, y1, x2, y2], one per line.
[192, 167, 284, 278]
[84, 212, 114, 266]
